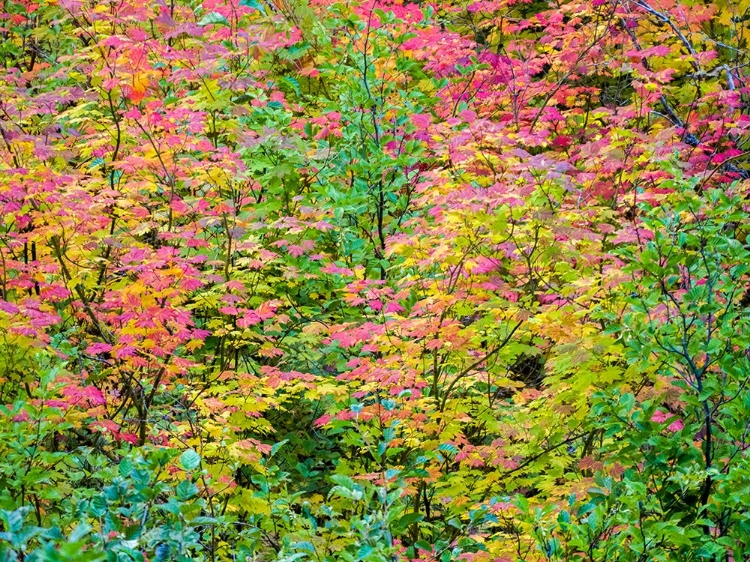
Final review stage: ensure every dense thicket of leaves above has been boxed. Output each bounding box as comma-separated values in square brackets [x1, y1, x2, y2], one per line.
[1, 0, 749, 559]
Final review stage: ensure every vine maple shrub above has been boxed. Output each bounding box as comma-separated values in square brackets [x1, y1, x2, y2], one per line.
[1, 0, 749, 559]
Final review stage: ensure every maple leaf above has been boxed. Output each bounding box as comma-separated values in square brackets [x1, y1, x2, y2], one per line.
[86, 342, 113, 354]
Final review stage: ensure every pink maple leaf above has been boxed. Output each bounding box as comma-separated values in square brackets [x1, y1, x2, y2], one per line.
[0, 301, 20, 314]
[87, 343, 113, 354]
[287, 244, 305, 257]
[80, 386, 106, 406]
[384, 301, 404, 314]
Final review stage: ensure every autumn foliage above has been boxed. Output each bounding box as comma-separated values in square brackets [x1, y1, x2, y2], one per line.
[1, 0, 750, 559]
